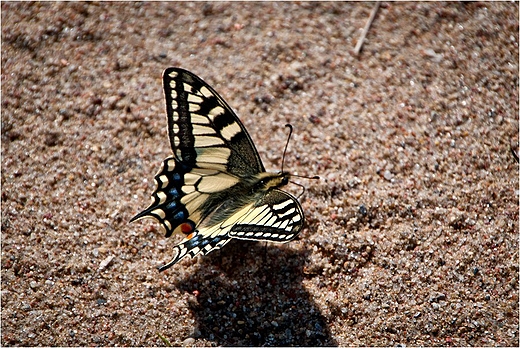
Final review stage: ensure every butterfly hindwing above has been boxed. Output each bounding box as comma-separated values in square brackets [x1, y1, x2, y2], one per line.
[158, 189, 303, 271]
[158, 229, 231, 272]
[130, 156, 192, 237]
[229, 189, 304, 242]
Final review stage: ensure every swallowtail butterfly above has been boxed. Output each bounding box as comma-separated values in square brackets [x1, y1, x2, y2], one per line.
[131, 68, 305, 271]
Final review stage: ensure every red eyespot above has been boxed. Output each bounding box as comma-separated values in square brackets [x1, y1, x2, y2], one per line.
[180, 221, 195, 235]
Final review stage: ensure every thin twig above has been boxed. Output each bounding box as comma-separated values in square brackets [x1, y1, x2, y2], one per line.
[354, 1, 381, 56]
[511, 142, 519, 163]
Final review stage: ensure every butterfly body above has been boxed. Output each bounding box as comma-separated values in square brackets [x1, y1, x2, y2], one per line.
[132, 68, 304, 270]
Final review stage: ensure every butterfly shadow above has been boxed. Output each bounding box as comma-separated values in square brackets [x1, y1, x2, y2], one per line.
[170, 240, 337, 346]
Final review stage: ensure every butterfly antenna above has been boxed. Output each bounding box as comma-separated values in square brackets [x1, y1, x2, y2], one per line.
[282, 123, 319, 197]
[281, 124, 293, 173]
[290, 175, 320, 198]
[291, 181, 307, 199]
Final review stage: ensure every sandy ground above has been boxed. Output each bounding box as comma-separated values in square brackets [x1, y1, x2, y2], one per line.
[1, 2, 518, 346]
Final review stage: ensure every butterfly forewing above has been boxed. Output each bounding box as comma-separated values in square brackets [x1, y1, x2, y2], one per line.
[132, 68, 307, 270]
[163, 68, 265, 176]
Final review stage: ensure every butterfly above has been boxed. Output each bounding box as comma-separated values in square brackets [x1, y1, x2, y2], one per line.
[131, 68, 306, 271]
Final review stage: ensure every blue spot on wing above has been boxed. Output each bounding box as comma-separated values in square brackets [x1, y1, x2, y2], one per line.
[168, 187, 179, 197]
[173, 210, 185, 222]
[172, 172, 182, 182]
